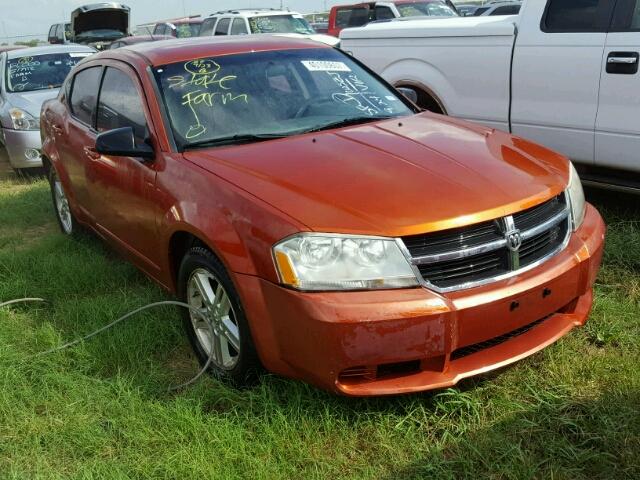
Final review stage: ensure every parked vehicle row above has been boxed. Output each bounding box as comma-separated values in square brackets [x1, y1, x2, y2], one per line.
[198, 9, 340, 47]
[0, 0, 614, 396]
[342, 0, 640, 191]
[35, 35, 604, 396]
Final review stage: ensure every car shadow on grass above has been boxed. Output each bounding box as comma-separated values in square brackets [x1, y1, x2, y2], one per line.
[381, 388, 640, 479]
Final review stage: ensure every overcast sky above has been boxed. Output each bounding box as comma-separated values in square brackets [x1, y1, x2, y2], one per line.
[0, 0, 345, 40]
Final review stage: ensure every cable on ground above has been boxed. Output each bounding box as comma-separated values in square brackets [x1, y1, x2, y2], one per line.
[0, 299, 215, 392]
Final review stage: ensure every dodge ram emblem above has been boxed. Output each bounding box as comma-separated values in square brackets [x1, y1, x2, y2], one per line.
[506, 229, 523, 252]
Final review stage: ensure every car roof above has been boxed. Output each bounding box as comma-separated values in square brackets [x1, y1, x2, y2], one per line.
[6, 44, 94, 59]
[100, 35, 329, 66]
[208, 9, 301, 18]
[121, 35, 173, 44]
[333, 0, 446, 7]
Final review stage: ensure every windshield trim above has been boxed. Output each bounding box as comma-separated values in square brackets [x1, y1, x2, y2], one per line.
[152, 47, 419, 153]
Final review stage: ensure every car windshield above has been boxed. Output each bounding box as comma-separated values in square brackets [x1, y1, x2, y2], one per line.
[249, 15, 316, 34]
[76, 29, 125, 41]
[175, 23, 201, 38]
[6, 52, 91, 93]
[154, 48, 413, 149]
[397, 2, 458, 17]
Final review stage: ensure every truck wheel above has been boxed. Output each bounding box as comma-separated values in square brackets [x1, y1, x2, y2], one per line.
[49, 167, 78, 236]
[178, 246, 261, 387]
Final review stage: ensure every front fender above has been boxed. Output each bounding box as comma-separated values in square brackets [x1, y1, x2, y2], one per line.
[156, 159, 307, 291]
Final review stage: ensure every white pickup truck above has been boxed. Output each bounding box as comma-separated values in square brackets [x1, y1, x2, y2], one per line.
[341, 0, 640, 191]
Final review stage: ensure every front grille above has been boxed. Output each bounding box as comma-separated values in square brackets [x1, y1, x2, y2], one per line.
[401, 194, 570, 291]
[450, 315, 551, 361]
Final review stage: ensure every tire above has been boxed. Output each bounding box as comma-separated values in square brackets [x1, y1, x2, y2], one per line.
[178, 246, 260, 387]
[48, 167, 78, 236]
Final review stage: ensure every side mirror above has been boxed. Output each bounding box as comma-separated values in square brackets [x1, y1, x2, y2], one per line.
[396, 87, 418, 105]
[95, 127, 154, 160]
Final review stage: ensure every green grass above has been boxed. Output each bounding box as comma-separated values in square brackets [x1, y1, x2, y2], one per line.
[0, 169, 638, 479]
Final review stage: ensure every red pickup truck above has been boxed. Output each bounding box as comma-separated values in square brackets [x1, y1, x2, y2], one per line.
[327, 0, 458, 37]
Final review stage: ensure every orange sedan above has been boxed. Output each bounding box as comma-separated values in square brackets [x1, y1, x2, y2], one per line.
[40, 37, 605, 395]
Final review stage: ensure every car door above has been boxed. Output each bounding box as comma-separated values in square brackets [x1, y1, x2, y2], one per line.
[511, 0, 614, 166]
[89, 62, 162, 274]
[595, 0, 640, 173]
[62, 65, 103, 217]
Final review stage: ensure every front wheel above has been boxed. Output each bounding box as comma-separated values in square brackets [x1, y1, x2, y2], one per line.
[178, 247, 261, 387]
[49, 167, 78, 236]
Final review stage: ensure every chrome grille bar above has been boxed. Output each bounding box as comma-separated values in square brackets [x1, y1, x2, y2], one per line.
[399, 193, 572, 293]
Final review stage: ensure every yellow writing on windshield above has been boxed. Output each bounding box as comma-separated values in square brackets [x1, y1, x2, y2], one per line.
[168, 59, 249, 139]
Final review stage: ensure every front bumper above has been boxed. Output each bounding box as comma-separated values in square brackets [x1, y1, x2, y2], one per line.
[235, 204, 605, 396]
[1, 127, 43, 169]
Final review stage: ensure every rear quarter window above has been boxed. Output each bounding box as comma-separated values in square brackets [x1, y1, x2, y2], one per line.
[70, 66, 102, 126]
[541, 0, 611, 32]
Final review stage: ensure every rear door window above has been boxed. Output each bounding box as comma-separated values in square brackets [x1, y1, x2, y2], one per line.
[215, 18, 231, 35]
[336, 7, 371, 28]
[200, 18, 217, 36]
[542, 0, 611, 32]
[610, 0, 640, 31]
[374, 6, 395, 20]
[70, 66, 103, 126]
[230, 18, 248, 35]
[96, 67, 148, 143]
[492, 5, 521, 15]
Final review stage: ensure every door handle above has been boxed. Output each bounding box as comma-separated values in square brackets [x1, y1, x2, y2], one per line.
[608, 56, 638, 64]
[606, 52, 639, 74]
[83, 146, 101, 160]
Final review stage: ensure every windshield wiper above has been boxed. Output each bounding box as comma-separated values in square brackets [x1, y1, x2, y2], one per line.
[185, 133, 290, 149]
[301, 116, 395, 134]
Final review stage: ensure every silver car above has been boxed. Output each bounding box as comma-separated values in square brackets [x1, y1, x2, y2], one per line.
[0, 45, 94, 172]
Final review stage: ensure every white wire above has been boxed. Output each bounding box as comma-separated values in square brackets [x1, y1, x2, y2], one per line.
[0, 298, 46, 308]
[2, 298, 216, 392]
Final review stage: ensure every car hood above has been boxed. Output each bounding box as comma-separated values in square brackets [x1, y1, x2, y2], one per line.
[183, 113, 569, 237]
[71, 3, 130, 38]
[3, 89, 60, 118]
[273, 33, 340, 46]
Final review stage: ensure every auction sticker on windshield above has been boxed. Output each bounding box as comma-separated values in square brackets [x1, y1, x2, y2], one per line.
[301, 61, 351, 72]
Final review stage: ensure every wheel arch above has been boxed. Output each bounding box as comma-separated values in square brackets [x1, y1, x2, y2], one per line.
[380, 58, 452, 114]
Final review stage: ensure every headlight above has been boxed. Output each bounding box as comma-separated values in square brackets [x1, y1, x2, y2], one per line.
[273, 234, 419, 291]
[567, 162, 586, 230]
[9, 108, 39, 131]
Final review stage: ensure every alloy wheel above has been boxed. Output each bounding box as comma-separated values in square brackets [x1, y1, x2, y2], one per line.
[187, 268, 241, 370]
[53, 172, 73, 234]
